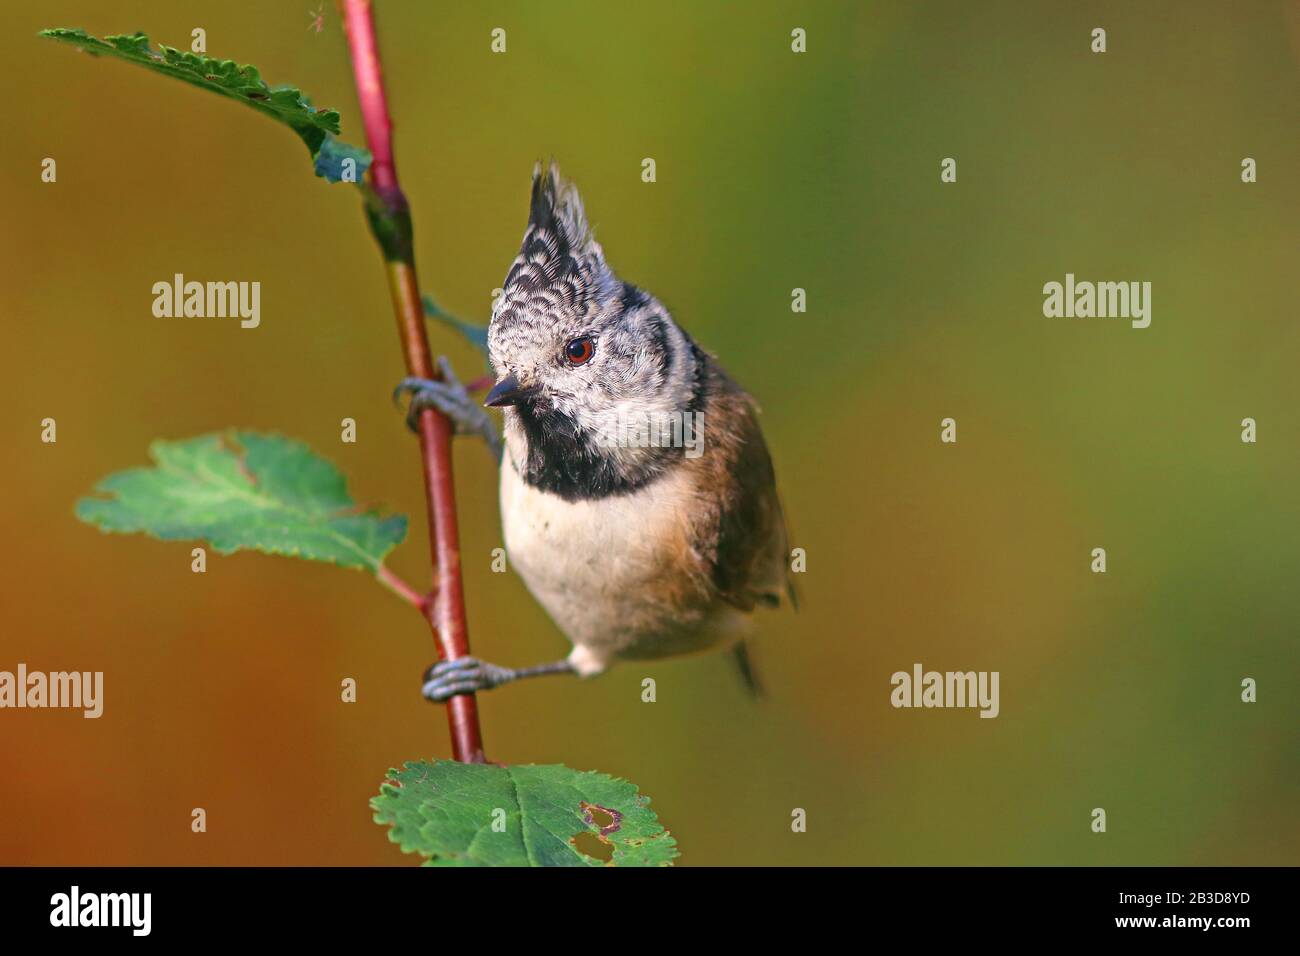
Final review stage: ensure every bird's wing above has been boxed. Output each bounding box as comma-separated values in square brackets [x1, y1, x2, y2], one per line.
[701, 384, 796, 614]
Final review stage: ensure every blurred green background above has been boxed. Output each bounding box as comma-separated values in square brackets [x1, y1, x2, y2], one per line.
[1, 0, 1296, 866]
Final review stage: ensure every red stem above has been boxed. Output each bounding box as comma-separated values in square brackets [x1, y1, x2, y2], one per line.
[343, 0, 486, 763]
[375, 564, 429, 613]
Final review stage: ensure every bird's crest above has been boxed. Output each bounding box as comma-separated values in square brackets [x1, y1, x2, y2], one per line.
[495, 163, 617, 330]
[527, 161, 597, 258]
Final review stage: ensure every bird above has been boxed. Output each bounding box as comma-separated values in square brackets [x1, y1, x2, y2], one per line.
[394, 163, 794, 701]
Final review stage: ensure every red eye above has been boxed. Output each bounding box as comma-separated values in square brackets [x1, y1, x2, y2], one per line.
[564, 336, 595, 366]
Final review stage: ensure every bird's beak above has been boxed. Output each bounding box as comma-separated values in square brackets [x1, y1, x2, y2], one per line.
[484, 372, 536, 408]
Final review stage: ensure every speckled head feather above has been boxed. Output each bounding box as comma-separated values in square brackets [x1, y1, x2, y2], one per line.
[490, 163, 620, 351]
[488, 163, 708, 501]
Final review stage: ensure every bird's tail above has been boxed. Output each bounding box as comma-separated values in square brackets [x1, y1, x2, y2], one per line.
[730, 641, 765, 700]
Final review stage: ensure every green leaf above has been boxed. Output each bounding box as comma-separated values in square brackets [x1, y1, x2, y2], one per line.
[76, 431, 406, 573]
[40, 28, 371, 183]
[422, 295, 489, 358]
[315, 135, 370, 184]
[372, 760, 679, 866]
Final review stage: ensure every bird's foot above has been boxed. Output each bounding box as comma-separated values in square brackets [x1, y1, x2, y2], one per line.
[421, 656, 576, 702]
[393, 357, 502, 461]
[421, 657, 518, 702]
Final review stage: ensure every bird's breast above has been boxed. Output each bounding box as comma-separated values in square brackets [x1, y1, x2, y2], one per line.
[499, 457, 727, 668]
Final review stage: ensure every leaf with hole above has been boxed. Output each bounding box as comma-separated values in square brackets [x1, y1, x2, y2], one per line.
[76, 431, 406, 573]
[372, 759, 679, 866]
[40, 28, 370, 183]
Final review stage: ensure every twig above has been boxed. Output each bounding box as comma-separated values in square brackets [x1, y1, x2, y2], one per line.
[342, 0, 486, 763]
[375, 564, 430, 613]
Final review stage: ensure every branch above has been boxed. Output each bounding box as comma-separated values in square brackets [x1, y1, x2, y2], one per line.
[342, 0, 486, 763]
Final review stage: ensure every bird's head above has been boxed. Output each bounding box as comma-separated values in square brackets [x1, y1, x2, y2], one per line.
[487, 164, 703, 497]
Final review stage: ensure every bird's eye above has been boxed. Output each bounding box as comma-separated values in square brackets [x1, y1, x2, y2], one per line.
[563, 336, 595, 366]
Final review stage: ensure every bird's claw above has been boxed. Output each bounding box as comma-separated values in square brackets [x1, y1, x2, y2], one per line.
[393, 358, 502, 460]
[421, 656, 516, 702]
